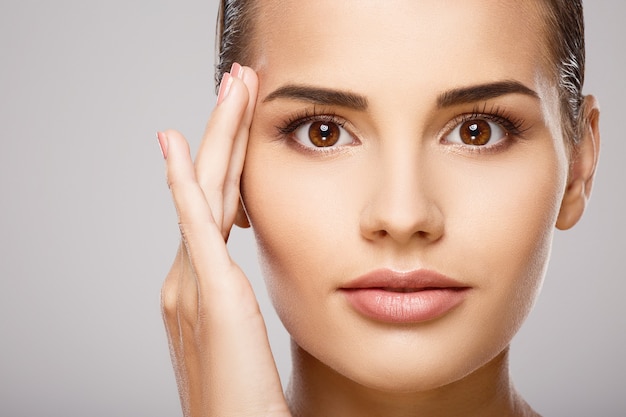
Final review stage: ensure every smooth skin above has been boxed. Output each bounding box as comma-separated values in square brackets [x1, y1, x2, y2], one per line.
[159, 1, 600, 416]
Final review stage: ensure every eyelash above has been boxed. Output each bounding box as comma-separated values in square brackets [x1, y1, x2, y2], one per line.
[450, 104, 527, 136]
[275, 104, 528, 152]
[276, 106, 348, 136]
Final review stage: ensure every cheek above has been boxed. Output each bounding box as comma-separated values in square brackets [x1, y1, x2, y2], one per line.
[240, 149, 359, 318]
[442, 144, 568, 332]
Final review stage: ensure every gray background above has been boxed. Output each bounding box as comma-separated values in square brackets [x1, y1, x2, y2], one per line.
[0, 1, 624, 416]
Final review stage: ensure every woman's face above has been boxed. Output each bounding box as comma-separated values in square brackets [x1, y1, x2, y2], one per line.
[242, 0, 569, 391]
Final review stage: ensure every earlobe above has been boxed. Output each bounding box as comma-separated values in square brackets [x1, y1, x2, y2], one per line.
[234, 198, 251, 228]
[556, 179, 586, 230]
[556, 95, 601, 230]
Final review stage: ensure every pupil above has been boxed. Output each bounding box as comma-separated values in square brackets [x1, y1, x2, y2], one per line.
[308, 121, 341, 147]
[469, 123, 479, 138]
[320, 124, 330, 140]
[459, 119, 491, 146]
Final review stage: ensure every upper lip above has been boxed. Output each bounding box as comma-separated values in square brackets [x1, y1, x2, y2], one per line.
[340, 268, 468, 291]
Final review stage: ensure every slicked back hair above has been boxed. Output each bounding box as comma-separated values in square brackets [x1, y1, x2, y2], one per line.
[539, 0, 586, 143]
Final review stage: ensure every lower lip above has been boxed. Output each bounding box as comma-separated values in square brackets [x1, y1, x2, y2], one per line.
[342, 288, 468, 324]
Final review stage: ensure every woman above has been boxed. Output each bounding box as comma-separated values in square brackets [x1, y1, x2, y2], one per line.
[157, 0, 600, 415]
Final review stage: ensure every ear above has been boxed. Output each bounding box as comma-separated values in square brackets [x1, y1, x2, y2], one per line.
[556, 95, 601, 230]
[234, 197, 251, 228]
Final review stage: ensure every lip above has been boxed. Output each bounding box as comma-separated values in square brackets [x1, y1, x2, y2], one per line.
[340, 269, 470, 324]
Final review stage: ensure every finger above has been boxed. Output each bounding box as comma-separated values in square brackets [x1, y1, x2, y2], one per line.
[194, 72, 250, 230]
[163, 127, 267, 317]
[161, 135, 230, 414]
[164, 129, 214, 225]
[163, 140, 236, 414]
[164, 130, 235, 288]
[222, 66, 259, 233]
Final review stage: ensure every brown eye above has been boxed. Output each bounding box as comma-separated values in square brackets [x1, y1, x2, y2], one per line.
[459, 119, 491, 146]
[443, 117, 507, 149]
[292, 118, 354, 150]
[308, 121, 340, 147]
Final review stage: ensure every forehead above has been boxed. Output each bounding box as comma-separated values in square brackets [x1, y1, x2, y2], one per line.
[253, 0, 550, 96]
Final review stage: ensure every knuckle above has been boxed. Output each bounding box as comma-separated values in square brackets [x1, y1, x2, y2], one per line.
[165, 173, 175, 190]
[163, 129, 188, 147]
[160, 276, 178, 317]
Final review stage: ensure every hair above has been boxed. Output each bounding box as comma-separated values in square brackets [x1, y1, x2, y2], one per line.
[215, 0, 586, 143]
[538, 0, 586, 144]
[214, 0, 257, 90]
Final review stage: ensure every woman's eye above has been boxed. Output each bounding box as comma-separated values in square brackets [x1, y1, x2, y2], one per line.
[444, 118, 507, 147]
[293, 120, 354, 149]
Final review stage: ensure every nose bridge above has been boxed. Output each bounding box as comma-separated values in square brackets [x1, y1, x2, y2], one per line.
[360, 134, 444, 244]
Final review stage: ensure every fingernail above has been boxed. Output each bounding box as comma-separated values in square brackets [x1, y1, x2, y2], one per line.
[230, 62, 244, 79]
[157, 131, 168, 159]
[217, 72, 233, 105]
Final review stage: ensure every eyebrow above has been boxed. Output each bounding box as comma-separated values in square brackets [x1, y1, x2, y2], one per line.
[262, 84, 369, 110]
[437, 80, 538, 108]
[262, 80, 538, 110]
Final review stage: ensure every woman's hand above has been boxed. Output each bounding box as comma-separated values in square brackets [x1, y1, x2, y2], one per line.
[159, 64, 291, 417]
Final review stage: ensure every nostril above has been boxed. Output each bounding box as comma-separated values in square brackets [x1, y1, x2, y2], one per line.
[359, 190, 445, 244]
[370, 229, 433, 241]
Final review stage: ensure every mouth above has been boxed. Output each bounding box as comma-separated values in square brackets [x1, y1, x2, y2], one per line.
[379, 287, 455, 293]
[340, 269, 470, 324]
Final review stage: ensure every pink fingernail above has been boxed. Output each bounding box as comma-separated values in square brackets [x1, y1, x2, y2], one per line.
[217, 72, 233, 105]
[157, 131, 168, 159]
[231, 62, 243, 79]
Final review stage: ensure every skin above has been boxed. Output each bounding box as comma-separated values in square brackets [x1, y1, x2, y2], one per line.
[159, 1, 600, 416]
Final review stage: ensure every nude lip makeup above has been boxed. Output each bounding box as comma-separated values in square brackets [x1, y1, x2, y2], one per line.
[340, 269, 470, 324]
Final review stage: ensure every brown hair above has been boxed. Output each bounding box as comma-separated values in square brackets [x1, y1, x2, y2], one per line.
[215, 0, 258, 89]
[215, 0, 586, 143]
[538, 0, 586, 143]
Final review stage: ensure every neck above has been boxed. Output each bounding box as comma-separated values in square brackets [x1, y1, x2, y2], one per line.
[286, 341, 539, 417]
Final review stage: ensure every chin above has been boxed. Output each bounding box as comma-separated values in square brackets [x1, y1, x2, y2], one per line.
[289, 305, 516, 396]
[350, 348, 503, 393]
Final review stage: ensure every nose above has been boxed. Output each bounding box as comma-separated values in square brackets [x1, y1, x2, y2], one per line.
[359, 148, 444, 245]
